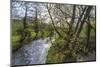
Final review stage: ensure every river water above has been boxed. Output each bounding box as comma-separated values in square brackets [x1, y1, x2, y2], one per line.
[12, 37, 52, 66]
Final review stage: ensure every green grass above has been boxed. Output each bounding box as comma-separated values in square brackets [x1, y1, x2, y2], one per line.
[46, 37, 66, 63]
[12, 35, 21, 43]
[31, 32, 36, 37]
[12, 35, 21, 51]
[46, 46, 66, 63]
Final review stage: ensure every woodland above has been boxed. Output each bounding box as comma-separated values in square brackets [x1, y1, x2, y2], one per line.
[11, 1, 96, 64]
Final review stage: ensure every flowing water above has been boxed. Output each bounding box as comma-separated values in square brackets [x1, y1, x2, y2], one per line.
[12, 37, 52, 65]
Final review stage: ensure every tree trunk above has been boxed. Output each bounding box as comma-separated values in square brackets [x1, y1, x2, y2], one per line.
[76, 6, 93, 37]
[47, 4, 62, 37]
[34, 7, 38, 39]
[75, 6, 87, 33]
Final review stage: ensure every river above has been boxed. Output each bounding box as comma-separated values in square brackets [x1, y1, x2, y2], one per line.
[12, 37, 52, 66]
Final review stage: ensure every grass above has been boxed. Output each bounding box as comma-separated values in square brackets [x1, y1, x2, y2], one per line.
[12, 35, 21, 51]
[46, 37, 66, 63]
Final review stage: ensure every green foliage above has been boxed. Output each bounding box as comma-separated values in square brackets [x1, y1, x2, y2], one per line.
[12, 19, 54, 52]
[31, 32, 36, 38]
[46, 37, 66, 63]
[12, 20, 23, 35]
[12, 34, 21, 51]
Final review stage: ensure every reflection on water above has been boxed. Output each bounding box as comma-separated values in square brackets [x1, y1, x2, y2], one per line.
[12, 37, 52, 65]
